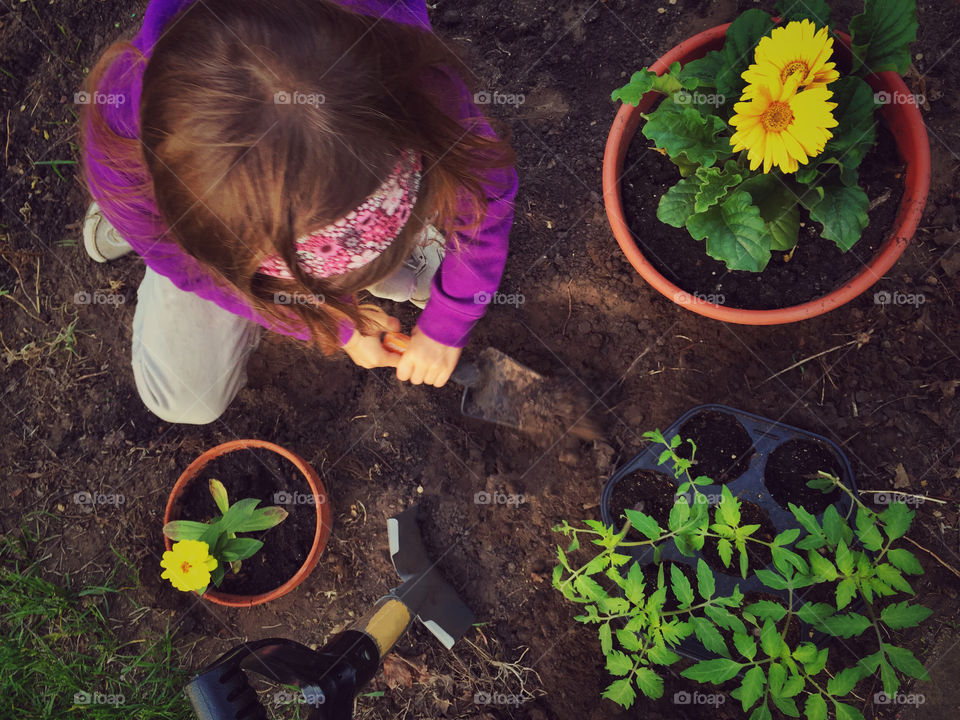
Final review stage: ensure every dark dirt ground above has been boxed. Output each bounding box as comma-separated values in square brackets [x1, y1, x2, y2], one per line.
[2, 0, 960, 718]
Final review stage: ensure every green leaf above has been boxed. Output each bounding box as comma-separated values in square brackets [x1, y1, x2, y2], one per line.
[616, 629, 641, 652]
[789, 504, 826, 542]
[827, 665, 869, 695]
[792, 643, 818, 664]
[874, 563, 913, 594]
[768, 662, 786, 695]
[717, 486, 741, 526]
[635, 668, 665, 699]
[745, 600, 787, 622]
[680, 658, 743, 684]
[759, 619, 782, 658]
[705, 605, 746, 635]
[773, 528, 801, 547]
[612, 66, 689, 105]
[674, 51, 723, 89]
[817, 612, 871, 638]
[602, 678, 637, 708]
[733, 631, 757, 660]
[657, 177, 700, 228]
[219, 537, 263, 562]
[574, 574, 608, 602]
[774, 0, 831, 25]
[686, 190, 772, 272]
[670, 564, 694, 607]
[692, 616, 730, 658]
[606, 649, 633, 676]
[218, 498, 261, 535]
[801, 184, 872, 254]
[668, 496, 690, 532]
[162, 520, 212, 541]
[624, 562, 646, 604]
[835, 539, 854, 575]
[808, 551, 838, 581]
[738, 174, 800, 251]
[880, 601, 933, 629]
[849, 0, 919, 74]
[755, 569, 788, 590]
[796, 602, 835, 625]
[887, 548, 923, 574]
[880, 502, 914, 541]
[599, 622, 613, 655]
[715, 9, 776, 99]
[821, 505, 848, 545]
[208, 478, 230, 514]
[647, 644, 681, 665]
[717, 538, 733, 568]
[804, 694, 828, 720]
[833, 701, 865, 720]
[661, 619, 693, 645]
[696, 558, 715, 600]
[642, 99, 731, 167]
[738, 666, 766, 712]
[879, 656, 899, 699]
[854, 507, 883, 552]
[882, 643, 930, 680]
[751, 704, 773, 720]
[238, 506, 288, 532]
[835, 577, 857, 610]
[821, 76, 877, 174]
[771, 694, 800, 718]
[694, 162, 743, 213]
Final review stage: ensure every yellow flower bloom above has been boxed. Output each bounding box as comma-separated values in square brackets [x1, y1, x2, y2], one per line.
[161, 540, 218, 592]
[730, 77, 838, 174]
[742, 20, 840, 94]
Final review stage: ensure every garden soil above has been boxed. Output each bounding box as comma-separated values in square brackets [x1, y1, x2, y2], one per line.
[2, 0, 960, 718]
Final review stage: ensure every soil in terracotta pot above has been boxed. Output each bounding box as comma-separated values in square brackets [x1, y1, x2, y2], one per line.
[620, 120, 905, 310]
[172, 447, 317, 596]
[764, 438, 843, 515]
[674, 410, 755, 484]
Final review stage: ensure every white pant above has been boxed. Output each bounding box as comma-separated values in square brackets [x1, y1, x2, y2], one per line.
[131, 233, 444, 424]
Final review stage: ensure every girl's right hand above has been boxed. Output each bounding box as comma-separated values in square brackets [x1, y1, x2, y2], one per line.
[342, 308, 403, 369]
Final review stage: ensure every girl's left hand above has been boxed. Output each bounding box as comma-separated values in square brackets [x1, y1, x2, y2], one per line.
[396, 328, 462, 387]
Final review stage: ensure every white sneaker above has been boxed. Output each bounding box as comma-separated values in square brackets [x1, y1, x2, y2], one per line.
[83, 202, 133, 262]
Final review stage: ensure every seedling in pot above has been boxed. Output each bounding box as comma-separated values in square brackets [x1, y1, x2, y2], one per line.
[553, 430, 932, 719]
[162, 478, 288, 594]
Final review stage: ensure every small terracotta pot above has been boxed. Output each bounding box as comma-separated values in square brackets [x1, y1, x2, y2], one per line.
[163, 439, 332, 607]
[602, 24, 931, 325]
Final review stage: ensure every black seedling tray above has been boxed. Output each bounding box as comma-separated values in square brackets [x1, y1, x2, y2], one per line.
[601, 404, 860, 662]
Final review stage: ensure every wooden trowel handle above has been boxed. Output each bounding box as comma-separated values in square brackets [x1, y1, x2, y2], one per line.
[381, 332, 479, 387]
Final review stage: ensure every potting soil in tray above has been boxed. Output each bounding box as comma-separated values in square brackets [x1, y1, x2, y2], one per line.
[173, 447, 316, 595]
[601, 404, 858, 661]
[620, 120, 905, 310]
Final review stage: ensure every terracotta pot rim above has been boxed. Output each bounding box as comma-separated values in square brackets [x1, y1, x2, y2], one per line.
[602, 23, 931, 325]
[162, 438, 332, 608]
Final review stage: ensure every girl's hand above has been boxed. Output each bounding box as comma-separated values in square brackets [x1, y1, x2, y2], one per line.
[342, 309, 403, 370]
[396, 328, 462, 387]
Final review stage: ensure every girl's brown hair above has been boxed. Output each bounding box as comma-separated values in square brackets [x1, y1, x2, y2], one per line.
[81, 0, 514, 351]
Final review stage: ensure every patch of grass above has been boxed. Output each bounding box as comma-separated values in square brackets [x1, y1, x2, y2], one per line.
[0, 518, 192, 720]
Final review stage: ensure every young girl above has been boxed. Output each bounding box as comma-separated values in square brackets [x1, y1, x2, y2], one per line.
[81, 0, 517, 424]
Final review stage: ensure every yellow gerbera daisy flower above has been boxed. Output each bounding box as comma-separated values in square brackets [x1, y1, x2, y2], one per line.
[741, 19, 840, 94]
[730, 77, 838, 174]
[161, 539, 218, 592]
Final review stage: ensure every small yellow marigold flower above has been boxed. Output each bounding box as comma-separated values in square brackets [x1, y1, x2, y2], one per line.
[741, 20, 840, 95]
[161, 539, 218, 592]
[730, 76, 838, 174]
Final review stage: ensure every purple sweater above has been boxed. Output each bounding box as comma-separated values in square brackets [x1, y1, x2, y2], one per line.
[84, 0, 517, 348]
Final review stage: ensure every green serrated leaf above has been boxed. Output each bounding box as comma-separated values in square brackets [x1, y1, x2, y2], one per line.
[704, 605, 746, 635]
[657, 177, 700, 228]
[827, 665, 869, 695]
[759, 619, 782, 658]
[718, 538, 733, 568]
[821, 505, 847, 545]
[880, 502, 914, 541]
[635, 668, 665, 699]
[833, 701, 865, 720]
[733, 631, 757, 660]
[738, 666, 765, 712]
[745, 600, 787, 622]
[817, 611, 871, 638]
[821, 76, 878, 174]
[642, 99, 732, 167]
[694, 162, 743, 213]
[804, 693, 828, 720]
[835, 577, 857, 610]
[880, 601, 933, 629]
[755, 569, 788, 590]
[887, 548, 923, 575]
[612, 68, 687, 105]
[855, 506, 883, 551]
[808, 550, 839, 582]
[670, 564, 695, 607]
[796, 602, 835, 625]
[574, 574, 608, 602]
[849, 0, 919, 74]
[692, 616, 730, 658]
[602, 677, 637, 708]
[680, 658, 743, 684]
[647, 644, 681, 665]
[874, 563, 913, 594]
[686, 190, 772, 272]
[696, 558, 715, 600]
[738, 174, 800, 252]
[804, 184, 871, 253]
[599, 622, 613, 655]
[606, 649, 633, 676]
[882, 643, 930, 680]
